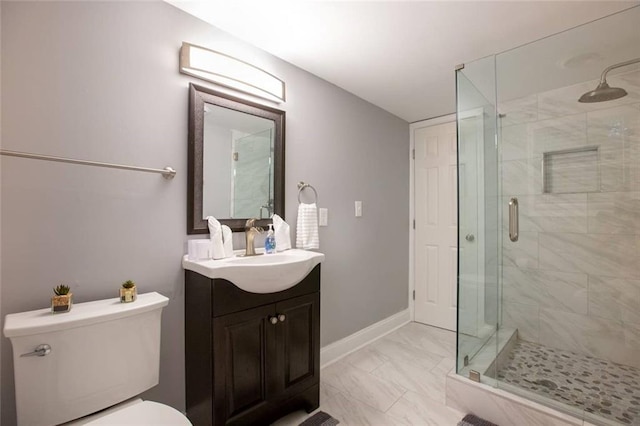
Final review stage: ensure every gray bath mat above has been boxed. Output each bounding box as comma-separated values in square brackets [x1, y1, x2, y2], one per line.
[458, 413, 498, 426]
[299, 411, 339, 426]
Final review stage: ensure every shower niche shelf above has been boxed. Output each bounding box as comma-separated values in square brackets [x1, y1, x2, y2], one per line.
[542, 146, 599, 194]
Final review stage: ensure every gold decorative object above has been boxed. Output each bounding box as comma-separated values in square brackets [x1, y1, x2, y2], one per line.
[120, 280, 137, 303]
[51, 285, 72, 313]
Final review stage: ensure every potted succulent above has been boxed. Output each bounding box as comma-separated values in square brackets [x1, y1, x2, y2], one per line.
[120, 280, 137, 303]
[51, 284, 73, 313]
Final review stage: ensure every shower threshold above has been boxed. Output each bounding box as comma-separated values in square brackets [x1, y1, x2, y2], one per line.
[496, 340, 640, 425]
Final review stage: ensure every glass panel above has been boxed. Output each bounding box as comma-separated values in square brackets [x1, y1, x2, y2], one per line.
[455, 56, 500, 383]
[494, 6, 640, 424]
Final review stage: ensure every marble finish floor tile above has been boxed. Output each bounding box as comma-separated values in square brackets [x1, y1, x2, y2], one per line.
[497, 339, 640, 425]
[368, 335, 445, 369]
[387, 390, 466, 425]
[272, 322, 461, 425]
[322, 359, 407, 412]
[339, 344, 388, 373]
[383, 321, 456, 358]
[371, 358, 447, 404]
[320, 392, 405, 426]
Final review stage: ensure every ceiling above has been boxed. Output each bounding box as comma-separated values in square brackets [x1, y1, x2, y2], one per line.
[168, 1, 639, 123]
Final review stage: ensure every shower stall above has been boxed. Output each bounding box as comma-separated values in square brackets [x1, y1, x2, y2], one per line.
[455, 6, 640, 426]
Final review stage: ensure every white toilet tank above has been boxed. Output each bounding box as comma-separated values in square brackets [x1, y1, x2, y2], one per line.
[3, 292, 169, 426]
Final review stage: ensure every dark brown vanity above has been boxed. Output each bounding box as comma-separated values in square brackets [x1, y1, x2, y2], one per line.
[184, 266, 321, 425]
[183, 79, 320, 425]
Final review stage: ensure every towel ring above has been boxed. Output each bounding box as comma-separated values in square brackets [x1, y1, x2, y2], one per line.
[297, 181, 318, 204]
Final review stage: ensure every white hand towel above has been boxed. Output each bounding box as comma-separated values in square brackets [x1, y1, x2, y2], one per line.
[296, 203, 319, 250]
[272, 214, 291, 252]
[207, 216, 226, 260]
[221, 225, 234, 258]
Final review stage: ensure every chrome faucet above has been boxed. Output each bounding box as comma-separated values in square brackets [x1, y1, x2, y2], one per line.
[244, 218, 263, 256]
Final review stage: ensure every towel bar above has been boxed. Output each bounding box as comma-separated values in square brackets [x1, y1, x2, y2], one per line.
[0, 149, 176, 179]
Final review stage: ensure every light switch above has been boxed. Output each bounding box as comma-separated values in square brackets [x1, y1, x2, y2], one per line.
[319, 208, 328, 226]
[355, 201, 362, 217]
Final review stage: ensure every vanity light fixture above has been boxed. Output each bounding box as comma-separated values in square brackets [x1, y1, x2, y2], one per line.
[179, 42, 285, 103]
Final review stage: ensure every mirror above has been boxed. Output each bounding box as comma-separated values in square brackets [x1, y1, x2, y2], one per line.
[188, 84, 285, 233]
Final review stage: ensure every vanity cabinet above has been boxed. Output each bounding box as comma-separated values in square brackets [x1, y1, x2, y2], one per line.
[185, 265, 321, 426]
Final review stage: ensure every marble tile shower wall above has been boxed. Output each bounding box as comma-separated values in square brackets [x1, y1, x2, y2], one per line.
[500, 69, 640, 368]
[233, 131, 272, 218]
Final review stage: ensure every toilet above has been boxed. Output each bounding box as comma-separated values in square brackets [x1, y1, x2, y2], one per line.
[3, 292, 191, 426]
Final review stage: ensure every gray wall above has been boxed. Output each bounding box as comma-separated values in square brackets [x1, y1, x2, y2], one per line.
[0, 1, 409, 423]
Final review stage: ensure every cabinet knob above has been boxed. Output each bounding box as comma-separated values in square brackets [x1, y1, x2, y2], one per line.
[278, 314, 286, 322]
[269, 316, 278, 325]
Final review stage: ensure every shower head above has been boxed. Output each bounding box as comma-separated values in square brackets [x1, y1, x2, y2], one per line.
[578, 57, 640, 103]
[578, 81, 628, 103]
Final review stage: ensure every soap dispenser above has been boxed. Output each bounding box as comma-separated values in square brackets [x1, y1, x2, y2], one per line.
[265, 224, 276, 254]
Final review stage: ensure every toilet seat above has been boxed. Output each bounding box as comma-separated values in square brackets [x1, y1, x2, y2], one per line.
[68, 399, 191, 425]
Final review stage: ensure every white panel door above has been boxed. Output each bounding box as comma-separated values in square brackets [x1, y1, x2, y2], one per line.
[414, 121, 457, 331]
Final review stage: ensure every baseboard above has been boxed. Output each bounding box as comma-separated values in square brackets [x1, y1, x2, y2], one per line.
[320, 309, 411, 368]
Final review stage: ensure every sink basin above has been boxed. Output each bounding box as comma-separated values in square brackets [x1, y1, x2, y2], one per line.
[182, 249, 325, 294]
[226, 254, 300, 266]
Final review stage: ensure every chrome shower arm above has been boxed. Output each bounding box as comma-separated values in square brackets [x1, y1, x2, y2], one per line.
[599, 57, 640, 83]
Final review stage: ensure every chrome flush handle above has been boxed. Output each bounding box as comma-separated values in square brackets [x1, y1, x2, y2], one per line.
[21, 344, 51, 357]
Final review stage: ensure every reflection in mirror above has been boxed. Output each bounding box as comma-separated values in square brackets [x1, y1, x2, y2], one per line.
[203, 103, 275, 219]
[188, 84, 285, 234]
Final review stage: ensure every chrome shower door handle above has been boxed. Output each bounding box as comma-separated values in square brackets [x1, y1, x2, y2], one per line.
[20, 344, 51, 357]
[509, 198, 519, 242]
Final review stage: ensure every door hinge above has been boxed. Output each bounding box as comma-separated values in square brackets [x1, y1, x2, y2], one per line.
[413, 219, 415, 229]
[412, 149, 415, 160]
[412, 290, 415, 300]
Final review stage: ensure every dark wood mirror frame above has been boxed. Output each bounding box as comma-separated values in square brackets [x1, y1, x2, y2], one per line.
[188, 83, 285, 234]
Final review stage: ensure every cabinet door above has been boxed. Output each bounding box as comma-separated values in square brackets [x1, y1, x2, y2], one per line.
[213, 304, 277, 424]
[275, 293, 320, 399]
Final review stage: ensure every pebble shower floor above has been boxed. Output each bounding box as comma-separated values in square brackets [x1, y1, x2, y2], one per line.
[497, 340, 640, 425]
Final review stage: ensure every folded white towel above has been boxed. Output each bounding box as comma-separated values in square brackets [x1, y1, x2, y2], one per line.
[207, 216, 226, 260]
[221, 225, 234, 258]
[296, 203, 319, 250]
[272, 214, 291, 252]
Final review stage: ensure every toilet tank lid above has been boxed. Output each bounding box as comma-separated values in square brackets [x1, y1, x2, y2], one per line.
[3, 292, 169, 338]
